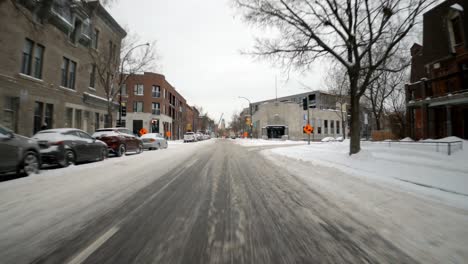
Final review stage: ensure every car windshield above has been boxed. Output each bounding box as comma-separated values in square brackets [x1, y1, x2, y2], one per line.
[2, 1, 467, 264]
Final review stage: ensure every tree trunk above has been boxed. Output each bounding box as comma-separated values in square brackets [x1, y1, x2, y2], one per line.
[375, 116, 381, 131]
[107, 103, 114, 127]
[349, 73, 361, 155]
[342, 115, 346, 139]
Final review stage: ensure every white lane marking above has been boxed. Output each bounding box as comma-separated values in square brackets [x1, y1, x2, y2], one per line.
[66, 226, 119, 264]
[66, 158, 199, 264]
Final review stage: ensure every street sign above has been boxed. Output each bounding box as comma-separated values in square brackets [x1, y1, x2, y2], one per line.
[303, 124, 313, 134]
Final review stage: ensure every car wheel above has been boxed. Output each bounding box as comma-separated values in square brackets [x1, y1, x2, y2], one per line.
[116, 144, 126, 157]
[136, 143, 143, 154]
[99, 148, 108, 161]
[62, 150, 76, 167]
[21, 151, 40, 176]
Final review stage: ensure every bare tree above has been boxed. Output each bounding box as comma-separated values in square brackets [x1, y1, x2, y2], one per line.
[90, 32, 157, 126]
[386, 80, 407, 138]
[234, 0, 436, 154]
[365, 63, 408, 131]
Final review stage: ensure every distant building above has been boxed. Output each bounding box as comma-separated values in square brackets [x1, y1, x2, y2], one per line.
[0, 0, 126, 136]
[406, 0, 468, 140]
[122, 72, 187, 139]
[251, 91, 347, 140]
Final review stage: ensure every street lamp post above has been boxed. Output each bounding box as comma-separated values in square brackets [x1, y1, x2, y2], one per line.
[238, 96, 253, 139]
[118, 43, 150, 127]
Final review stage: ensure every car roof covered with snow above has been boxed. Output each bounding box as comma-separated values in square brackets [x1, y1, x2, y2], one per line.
[36, 128, 81, 134]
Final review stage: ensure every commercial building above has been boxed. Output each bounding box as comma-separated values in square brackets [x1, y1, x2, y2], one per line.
[406, 0, 468, 140]
[251, 91, 347, 140]
[0, 0, 126, 136]
[122, 72, 187, 139]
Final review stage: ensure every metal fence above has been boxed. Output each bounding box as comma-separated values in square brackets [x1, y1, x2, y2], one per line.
[361, 140, 464, 155]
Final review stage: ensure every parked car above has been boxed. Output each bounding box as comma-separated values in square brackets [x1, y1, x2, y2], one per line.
[32, 128, 108, 167]
[203, 134, 210, 140]
[0, 125, 41, 176]
[92, 128, 143, 156]
[184, 132, 196, 143]
[196, 133, 204, 141]
[140, 133, 168, 150]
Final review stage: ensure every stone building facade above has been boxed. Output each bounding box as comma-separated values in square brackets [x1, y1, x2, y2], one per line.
[406, 0, 468, 140]
[0, 0, 126, 136]
[122, 72, 187, 139]
[251, 91, 346, 140]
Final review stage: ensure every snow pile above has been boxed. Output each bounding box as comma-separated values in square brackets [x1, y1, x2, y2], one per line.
[234, 138, 306, 147]
[321, 137, 336, 142]
[400, 137, 414, 142]
[266, 137, 468, 205]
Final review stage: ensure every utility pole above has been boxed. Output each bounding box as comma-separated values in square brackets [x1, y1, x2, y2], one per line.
[303, 96, 311, 145]
[238, 96, 253, 139]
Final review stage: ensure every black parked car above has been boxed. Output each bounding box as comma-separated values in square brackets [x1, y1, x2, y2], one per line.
[0, 125, 41, 176]
[32, 128, 108, 167]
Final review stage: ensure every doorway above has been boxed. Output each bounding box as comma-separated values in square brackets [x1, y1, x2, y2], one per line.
[266, 126, 286, 139]
[133, 120, 143, 135]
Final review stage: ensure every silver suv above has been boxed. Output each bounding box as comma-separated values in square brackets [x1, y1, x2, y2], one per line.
[0, 125, 41, 176]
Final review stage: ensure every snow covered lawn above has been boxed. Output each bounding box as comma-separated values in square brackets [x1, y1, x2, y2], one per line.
[234, 138, 307, 146]
[264, 138, 468, 208]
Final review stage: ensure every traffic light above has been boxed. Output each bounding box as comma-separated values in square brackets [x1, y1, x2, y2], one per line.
[121, 106, 126, 117]
[302, 97, 308, 110]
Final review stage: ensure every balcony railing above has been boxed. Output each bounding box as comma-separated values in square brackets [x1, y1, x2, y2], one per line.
[407, 69, 468, 101]
[152, 109, 161, 115]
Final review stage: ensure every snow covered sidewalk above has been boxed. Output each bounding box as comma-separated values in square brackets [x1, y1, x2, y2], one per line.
[233, 138, 307, 147]
[264, 138, 468, 208]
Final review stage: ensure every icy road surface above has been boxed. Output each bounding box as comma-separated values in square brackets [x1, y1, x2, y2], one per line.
[0, 139, 467, 263]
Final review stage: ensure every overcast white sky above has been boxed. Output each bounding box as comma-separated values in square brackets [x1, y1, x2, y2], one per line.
[108, 0, 326, 123]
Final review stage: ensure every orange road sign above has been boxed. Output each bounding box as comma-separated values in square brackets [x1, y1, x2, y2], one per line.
[303, 124, 313, 134]
[139, 128, 148, 136]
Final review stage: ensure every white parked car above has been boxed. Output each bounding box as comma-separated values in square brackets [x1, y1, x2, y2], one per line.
[196, 133, 204, 141]
[203, 134, 210, 140]
[184, 132, 196, 143]
[140, 133, 168, 150]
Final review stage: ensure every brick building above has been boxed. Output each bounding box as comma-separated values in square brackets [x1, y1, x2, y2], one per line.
[122, 72, 188, 139]
[406, 0, 468, 140]
[0, 0, 126, 137]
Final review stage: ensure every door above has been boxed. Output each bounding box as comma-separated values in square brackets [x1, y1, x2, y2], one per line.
[0, 127, 18, 172]
[78, 131, 99, 161]
[121, 128, 136, 150]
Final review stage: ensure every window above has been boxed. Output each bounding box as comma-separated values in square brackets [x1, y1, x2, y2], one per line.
[330, 120, 335, 134]
[75, 109, 82, 129]
[324, 120, 328, 134]
[33, 44, 44, 79]
[104, 114, 111, 128]
[318, 119, 322, 134]
[451, 16, 463, 45]
[134, 84, 144, 95]
[21, 39, 44, 78]
[152, 102, 160, 115]
[152, 85, 161, 98]
[3, 97, 19, 132]
[337, 121, 340, 134]
[92, 29, 99, 49]
[89, 64, 96, 88]
[133, 101, 144, 112]
[65, 108, 73, 128]
[61, 57, 77, 89]
[121, 84, 127, 96]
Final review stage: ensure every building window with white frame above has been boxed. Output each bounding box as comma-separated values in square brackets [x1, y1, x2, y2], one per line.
[21, 38, 44, 79]
[152, 102, 160, 115]
[152, 85, 161, 98]
[133, 101, 144, 112]
[134, 84, 144, 96]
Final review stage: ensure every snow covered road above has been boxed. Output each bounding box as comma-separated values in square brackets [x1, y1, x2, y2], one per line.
[0, 139, 467, 263]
